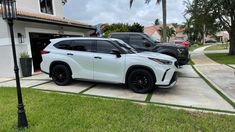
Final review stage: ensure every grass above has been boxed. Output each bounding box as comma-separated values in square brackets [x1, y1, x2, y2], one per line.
[205, 43, 229, 51]
[205, 53, 235, 64]
[189, 44, 204, 51]
[1, 88, 235, 131]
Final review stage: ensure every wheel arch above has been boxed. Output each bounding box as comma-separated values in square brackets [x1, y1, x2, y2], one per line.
[125, 65, 156, 84]
[49, 61, 72, 77]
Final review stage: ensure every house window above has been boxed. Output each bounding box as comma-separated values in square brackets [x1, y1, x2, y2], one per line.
[40, 0, 53, 15]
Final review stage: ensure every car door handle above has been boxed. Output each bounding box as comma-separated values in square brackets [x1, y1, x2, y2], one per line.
[94, 56, 102, 59]
[67, 53, 74, 56]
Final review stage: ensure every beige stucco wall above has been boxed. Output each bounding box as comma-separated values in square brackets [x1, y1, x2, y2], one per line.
[16, 0, 64, 17]
[0, 18, 94, 77]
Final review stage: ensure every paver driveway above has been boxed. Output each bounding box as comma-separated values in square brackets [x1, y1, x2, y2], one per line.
[0, 65, 234, 112]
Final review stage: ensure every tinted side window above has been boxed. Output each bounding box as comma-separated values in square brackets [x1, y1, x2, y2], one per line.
[129, 34, 145, 48]
[97, 41, 118, 54]
[54, 40, 72, 50]
[111, 34, 129, 43]
[71, 40, 93, 52]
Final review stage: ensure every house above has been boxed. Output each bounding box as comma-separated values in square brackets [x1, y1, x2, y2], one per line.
[144, 24, 188, 42]
[216, 31, 229, 42]
[171, 26, 188, 41]
[144, 25, 161, 42]
[0, 0, 95, 77]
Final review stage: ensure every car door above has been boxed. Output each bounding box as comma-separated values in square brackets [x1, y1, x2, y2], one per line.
[66, 40, 94, 80]
[93, 40, 125, 83]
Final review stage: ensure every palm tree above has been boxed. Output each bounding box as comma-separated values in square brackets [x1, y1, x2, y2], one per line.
[159, 27, 175, 42]
[130, 0, 167, 42]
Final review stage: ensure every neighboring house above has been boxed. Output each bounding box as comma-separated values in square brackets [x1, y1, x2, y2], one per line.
[144, 25, 161, 42]
[0, 0, 95, 77]
[144, 24, 188, 42]
[204, 31, 229, 42]
[216, 31, 230, 42]
[171, 26, 188, 41]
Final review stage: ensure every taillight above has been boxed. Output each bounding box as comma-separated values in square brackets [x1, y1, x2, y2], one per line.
[40, 50, 50, 54]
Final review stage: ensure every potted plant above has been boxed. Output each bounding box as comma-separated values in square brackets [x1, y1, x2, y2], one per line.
[20, 52, 32, 77]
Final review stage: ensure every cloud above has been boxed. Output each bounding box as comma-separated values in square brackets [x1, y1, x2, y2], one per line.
[64, 0, 187, 26]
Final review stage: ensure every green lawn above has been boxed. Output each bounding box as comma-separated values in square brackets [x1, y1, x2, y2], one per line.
[205, 43, 229, 51]
[206, 53, 235, 64]
[189, 44, 204, 51]
[1, 88, 235, 131]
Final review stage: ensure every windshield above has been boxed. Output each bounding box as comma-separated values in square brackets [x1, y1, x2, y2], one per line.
[112, 40, 137, 54]
[142, 34, 158, 44]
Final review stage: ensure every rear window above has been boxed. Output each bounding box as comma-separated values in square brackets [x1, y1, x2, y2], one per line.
[54, 40, 72, 50]
[54, 40, 93, 52]
[71, 40, 92, 52]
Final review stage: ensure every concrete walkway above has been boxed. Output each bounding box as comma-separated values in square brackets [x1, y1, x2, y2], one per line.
[191, 46, 218, 65]
[191, 46, 235, 102]
[230, 65, 235, 69]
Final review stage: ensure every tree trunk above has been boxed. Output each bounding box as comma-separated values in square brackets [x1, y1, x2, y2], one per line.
[203, 24, 206, 45]
[162, 0, 167, 43]
[229, 25, 235, 55]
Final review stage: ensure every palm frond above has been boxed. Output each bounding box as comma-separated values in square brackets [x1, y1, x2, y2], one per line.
[156, 0, 162, 4]
[130, 0, 161, 8]
[145, 0, 151, 4]
[130, 0, 134, 8]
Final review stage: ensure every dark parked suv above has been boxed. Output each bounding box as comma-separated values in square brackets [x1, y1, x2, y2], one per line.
[109, 32, 189, 65]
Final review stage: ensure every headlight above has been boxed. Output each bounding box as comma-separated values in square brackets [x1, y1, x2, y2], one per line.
[149, 58, 173, 65]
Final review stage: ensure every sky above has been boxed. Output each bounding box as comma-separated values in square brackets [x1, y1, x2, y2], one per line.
[64, 0, 187, 26]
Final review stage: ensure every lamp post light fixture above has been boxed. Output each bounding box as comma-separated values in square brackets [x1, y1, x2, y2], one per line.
[18, 33, 24, 43]
[1, 0, 28, 128]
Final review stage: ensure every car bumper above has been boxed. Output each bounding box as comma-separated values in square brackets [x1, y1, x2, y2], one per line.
[178, 54, 190, 65]
[157, 72, 178, 88]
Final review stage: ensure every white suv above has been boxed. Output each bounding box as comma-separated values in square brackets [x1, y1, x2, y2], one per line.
[41, 38, 178, 93]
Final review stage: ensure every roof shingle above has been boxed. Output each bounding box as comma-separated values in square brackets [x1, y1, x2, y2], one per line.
[0, 7, 95, 29]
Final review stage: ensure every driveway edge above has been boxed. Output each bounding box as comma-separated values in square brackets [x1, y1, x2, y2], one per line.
[192, 65, 235, 108]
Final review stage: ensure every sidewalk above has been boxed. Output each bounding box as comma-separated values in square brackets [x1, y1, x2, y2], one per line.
[191, 46, 235, 102]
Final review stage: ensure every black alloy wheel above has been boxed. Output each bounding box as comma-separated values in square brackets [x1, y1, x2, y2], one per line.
[127, 69, 155, 93]
[51, 65, 71, 86]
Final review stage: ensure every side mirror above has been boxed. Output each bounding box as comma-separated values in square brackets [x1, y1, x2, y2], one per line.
[144, 41, 151, 48]
[110, 49, 121, 58]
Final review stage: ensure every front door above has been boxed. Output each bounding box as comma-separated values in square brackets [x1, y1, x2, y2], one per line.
[93, 40, 125, 83]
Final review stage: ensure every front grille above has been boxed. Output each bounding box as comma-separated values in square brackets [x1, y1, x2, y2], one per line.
[178, 48, 189, 57]
[170, 72, 178, 84]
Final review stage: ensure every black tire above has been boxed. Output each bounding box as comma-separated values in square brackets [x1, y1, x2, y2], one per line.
[127, 69, 155, 93]
[51, 65, 71, 86]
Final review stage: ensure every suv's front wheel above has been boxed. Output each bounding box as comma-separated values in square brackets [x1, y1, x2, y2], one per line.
[51, 65, 71, 86]
[127, 69, 155, 93]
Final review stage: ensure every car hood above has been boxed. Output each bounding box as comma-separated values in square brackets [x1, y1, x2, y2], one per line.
[136, 52, 177, 62]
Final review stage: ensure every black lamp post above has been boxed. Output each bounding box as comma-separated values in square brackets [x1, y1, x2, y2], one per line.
[1, 0, 28, 128]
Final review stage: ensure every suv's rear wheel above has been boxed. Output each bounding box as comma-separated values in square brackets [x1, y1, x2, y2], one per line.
[51, 65, 71, 86]
[127, 69, 155, 93]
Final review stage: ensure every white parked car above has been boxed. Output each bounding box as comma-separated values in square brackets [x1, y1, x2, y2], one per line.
[41, 38, 178, 93]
